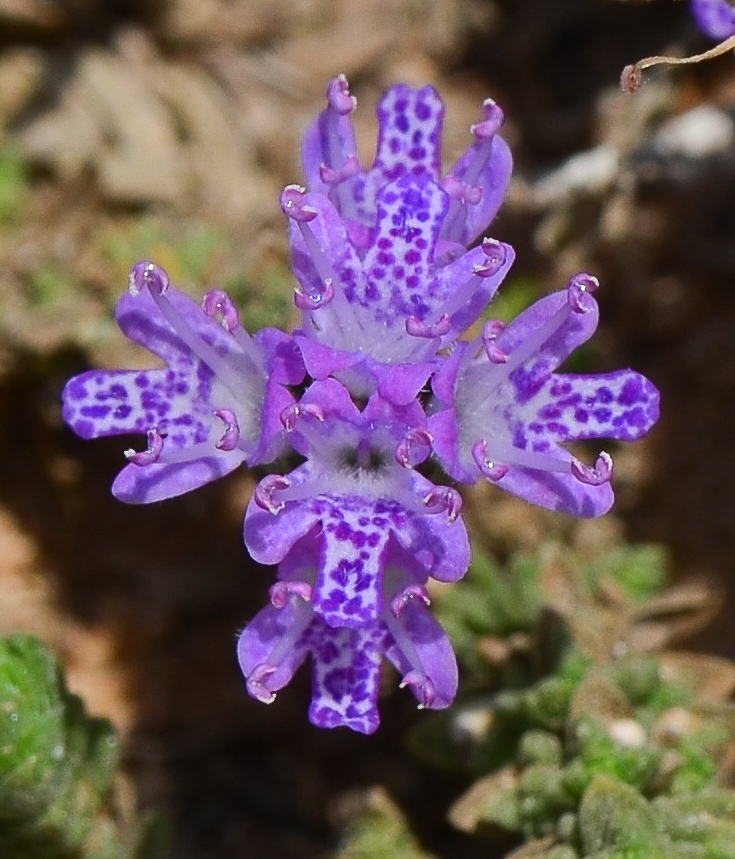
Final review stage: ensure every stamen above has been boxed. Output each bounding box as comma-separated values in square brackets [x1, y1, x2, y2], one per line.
[405, 314, 451, 339]
[249, 595, 315, 700]
[391, 584, 431, 618]
[202, 288, 264, 370]
[127, 263, 259, 404]
[214, 408, 240, 451]
[470, 98, 505, 142]
[280, 184, 317, 222]
[471, 440, 509, 480]
[270, 580, 313, 608]
[246, 663, 277, 704]
[281, 185, 366, 340]
[400, 671, 437, 709]
[124, 428, 164, 466]
[319, 155, 360, 185]
[482, 319, 509, 364]
[567, 272, 599, 314]
[395, 428, 433, 468]
[280, 402, 326, 432]
[129, 260, 169, 296]
[254, 475, 291, 514]
[382, 602, 437, 709]
[202, 289, 239, 331]
[441, 175, 482, 205]
[472, 437, 572, 474]
[571, 451, 613, 486]
[440, 101, 505, 244]
[423, 486, 463, 522]
[327, 73, 357, 115]
[474, 272, 598, 399]
[294, 279, 335, 310]
[480, 238, 507, 273]
[423, 239, 508, 328]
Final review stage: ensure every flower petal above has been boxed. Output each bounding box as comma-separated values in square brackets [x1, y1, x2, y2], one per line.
[524, 371, 660, 445]
[496, 456, 615, 518]
[384, 598, 458, 710]
[446, 133, 513, 246]
[112, 452, 244, 504]
[307, 625, 384, 734]
[237, 602, 312, 698]
[313, 497, 391, 628]
[360, 175, 449, 325]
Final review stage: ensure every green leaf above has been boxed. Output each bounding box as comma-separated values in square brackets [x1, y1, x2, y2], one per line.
[578, 775, 654, 854]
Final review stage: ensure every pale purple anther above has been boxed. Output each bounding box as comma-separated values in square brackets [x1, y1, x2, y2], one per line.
[62, 261, 304, 503]
[429, 274, 660, 517]
[203, 288, 240, 332]
[395, 428, 433, 468]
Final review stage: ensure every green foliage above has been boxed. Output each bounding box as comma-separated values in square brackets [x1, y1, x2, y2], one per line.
[435, 548, 544, 676]
[331, 789, 434, 859]
[417, 538, 735, 859]
[0, 146, 28, 224]
[98, 216, 292, 330]
[0, 634, 168, 859]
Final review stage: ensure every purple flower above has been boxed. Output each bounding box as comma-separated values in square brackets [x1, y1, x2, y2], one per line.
[244, 378, 470, 629]
[302, 75, 512, 249]
[692, 0, 735, 39]
[281, 76, 515, 403]
[428, 274, 660, 517]
[237, 537, 458, 734]
[62, 262, 304, 503]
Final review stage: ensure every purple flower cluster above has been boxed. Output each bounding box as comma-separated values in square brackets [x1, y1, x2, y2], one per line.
[62, 76, 659, 734]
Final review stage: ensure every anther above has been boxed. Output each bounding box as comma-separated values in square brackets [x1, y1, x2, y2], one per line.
[395, 428, 433, 468]
[327, 74, 357, 115]
[571, 451, 613, 486]
[280, 185, 318, 222]
[254, 475, 291, 514]
[470, 99, 505, 139]
[391, 585, 431, 618]
[214, 409, 240, 451]
[124, 428, 164, 466]
[294, 279, 335, 310]
[279, 402, 325, 432]
[129, 261, 169, 296]
[441, 175, 482, 204]
[319, 156, 360, 185]
[423, 486, 463, 522]
[246, 664, 277, 704]
[203, 289, 240, 332]
[400, 671, 437, 709]
[481, 319, 509, 364]
[269, 580, 313, 609]
[405, 315, 451, 339]
[472, 440, 509, 481]
[481, 238, 507, 271]
[567, 272, 599, 314]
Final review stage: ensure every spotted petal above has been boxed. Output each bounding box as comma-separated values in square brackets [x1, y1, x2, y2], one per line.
[308, 624, 384, 734]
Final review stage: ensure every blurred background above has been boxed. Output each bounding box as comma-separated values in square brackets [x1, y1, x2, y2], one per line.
[1, 0, 734, 856]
